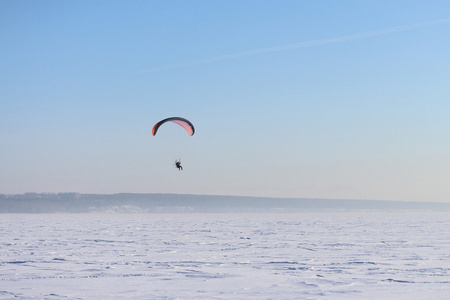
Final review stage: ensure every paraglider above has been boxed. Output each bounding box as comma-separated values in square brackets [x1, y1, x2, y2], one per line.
[152, 117, 195, 136]
[152, 117, 194, 171]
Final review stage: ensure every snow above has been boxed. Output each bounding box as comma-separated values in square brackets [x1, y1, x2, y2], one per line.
[1, 212, 450, 299]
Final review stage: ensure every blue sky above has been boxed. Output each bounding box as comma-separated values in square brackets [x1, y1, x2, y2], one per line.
[2, 1, 450, 202]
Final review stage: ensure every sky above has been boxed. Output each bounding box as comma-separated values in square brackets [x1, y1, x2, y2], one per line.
[1, 0, 450, 202]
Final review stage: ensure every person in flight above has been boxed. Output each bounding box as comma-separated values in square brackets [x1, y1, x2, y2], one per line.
[175, 159, 183, 171]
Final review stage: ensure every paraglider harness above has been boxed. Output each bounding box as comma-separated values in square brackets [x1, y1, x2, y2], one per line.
[175, 159, 183, 171]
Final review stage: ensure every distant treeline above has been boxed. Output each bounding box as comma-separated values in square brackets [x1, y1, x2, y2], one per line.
[1, 193, 450, 213]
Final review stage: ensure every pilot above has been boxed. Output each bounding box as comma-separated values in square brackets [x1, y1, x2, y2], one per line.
[175, 160, 183, 171]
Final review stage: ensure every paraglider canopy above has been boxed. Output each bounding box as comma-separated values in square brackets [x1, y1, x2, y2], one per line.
[152, 117, 195, 136]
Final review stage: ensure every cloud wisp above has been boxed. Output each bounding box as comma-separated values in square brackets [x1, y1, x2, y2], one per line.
[139, 18, 450, 73]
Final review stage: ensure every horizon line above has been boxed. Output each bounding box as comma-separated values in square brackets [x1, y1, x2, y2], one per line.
[3, 192, 450, 204]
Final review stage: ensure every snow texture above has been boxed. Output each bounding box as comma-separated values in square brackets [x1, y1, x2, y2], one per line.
[1, 212, 450, 299]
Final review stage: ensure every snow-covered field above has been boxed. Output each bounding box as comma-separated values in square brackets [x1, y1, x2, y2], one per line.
[1, 212, 449, 299]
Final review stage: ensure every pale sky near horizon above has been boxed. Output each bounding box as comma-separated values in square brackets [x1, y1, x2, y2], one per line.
[2, 1, 450, 202]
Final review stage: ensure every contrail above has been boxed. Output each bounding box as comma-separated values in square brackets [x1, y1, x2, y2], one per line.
[139, 18, 450, 73]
